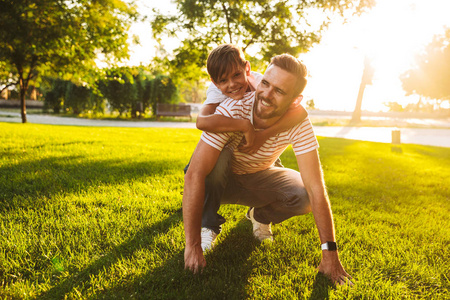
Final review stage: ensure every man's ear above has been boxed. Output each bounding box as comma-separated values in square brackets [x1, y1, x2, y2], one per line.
[289, 94, 303, 109]
[245, 61, 251, 76]
[295, 95, 303, 103]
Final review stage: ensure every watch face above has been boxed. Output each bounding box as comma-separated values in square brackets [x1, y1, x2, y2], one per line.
[327, 242, 337, 251]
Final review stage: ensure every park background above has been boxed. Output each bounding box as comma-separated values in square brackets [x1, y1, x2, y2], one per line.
[1, 0, 449, 299]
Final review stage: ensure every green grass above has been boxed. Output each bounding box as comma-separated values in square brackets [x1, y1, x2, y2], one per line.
[0, 122, 449, 299]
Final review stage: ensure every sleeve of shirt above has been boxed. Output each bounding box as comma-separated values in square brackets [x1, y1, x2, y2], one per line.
[204, 83, 228, 105]
[200, 99, 242, 151]
[248, 71, 263, 90]
[289, 118, 319, 156]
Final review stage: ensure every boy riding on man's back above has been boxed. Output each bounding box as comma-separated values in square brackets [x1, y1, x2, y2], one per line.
[196, 44, 308, 153]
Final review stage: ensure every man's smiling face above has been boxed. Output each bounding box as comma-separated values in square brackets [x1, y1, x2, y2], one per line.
[212, 62, 251, 100]
[254, 65, 298, 120]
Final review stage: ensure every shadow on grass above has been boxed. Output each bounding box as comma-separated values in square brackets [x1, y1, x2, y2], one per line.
[309, 272, 335, 300]
[91, 219, 259, 299]
[0, 154, 183, 212]
[38, 211, 183, 300]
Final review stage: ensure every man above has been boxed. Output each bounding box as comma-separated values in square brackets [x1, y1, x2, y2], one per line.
[183, 54, 352, 285]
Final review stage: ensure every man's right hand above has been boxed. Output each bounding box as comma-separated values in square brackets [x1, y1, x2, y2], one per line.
[184, 245, 206, 274]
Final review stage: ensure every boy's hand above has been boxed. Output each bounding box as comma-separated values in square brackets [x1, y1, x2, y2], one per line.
[239, 120, 255, 149]
[239, 130, 267, 154]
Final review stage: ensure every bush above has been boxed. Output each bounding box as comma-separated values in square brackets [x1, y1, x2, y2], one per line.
[149, 75, 179, 116]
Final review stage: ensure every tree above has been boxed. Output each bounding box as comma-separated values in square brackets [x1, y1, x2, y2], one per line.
[64, 82, 92, 115]
[351, 56, 374, 123]
[42, 78, 67, 114]
[400, 29, 450, 112]
[149, 75, 179, 115]
[0, 0, 137, 123]
[152, 0, 375, 82]
[306, 99, 316, 110]
[98, 67, 138, 116]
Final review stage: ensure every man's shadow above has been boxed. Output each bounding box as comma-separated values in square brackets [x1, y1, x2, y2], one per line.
[38, 213, 336, 299]
[90, 218, 260, 299]
[38, 210, 183, 300]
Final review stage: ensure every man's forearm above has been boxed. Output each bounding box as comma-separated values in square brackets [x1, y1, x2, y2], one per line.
[182, 173, 206, 247]
[309, 192, 336, 244]
[182, 140, 221, 273]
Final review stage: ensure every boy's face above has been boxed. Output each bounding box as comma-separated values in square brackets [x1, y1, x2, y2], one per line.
[212, 61, 251, 100]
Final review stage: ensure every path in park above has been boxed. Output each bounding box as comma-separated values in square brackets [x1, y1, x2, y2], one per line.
[1, 111, 449, 148]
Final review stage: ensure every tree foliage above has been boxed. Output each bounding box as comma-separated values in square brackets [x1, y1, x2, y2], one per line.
[41, 68, 179, 118]
[99, 68, 138, 116]
[0, 0, 137, 122]
[149, 75, 179, 115]
[42, 78, 67, 114]
[151, 0, 375, 81]
[401, 29, 450, 109]
[65, 82, 94, 115]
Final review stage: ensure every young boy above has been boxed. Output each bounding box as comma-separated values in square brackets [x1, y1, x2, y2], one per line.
[196, 44, 308, 152]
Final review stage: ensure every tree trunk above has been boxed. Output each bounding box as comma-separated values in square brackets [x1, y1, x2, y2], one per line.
[19, 77, 27, 123]
[351, 81, 365, 123]
[351, 57, 373, 124]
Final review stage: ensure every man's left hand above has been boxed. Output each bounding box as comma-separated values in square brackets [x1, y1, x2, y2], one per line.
[318, 251, 353, 286]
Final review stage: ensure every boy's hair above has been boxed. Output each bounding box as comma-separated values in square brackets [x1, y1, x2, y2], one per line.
[270, 54, 308, 97]
[207, 44, 247, 83]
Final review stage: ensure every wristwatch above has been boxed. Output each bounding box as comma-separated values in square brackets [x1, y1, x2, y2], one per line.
[321, 241, 338, 251]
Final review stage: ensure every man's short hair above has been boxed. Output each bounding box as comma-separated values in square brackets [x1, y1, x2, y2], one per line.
[270, 54, 308, 97]
[207, 44, 247, 83]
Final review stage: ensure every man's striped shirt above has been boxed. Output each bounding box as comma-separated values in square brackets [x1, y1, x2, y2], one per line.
[201, 92, 319, 175]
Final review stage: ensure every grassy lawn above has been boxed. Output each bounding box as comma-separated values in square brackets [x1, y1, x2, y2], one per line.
[0, 122, 449, 299]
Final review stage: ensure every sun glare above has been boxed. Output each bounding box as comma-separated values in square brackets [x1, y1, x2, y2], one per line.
[302, 0, 450, 112]
[140, 0, 450, 112]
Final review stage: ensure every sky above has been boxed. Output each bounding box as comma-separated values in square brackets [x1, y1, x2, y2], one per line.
[126, 0, 450, 112]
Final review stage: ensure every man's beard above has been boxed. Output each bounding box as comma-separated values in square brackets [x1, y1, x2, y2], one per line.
[254, 95, 286, 119]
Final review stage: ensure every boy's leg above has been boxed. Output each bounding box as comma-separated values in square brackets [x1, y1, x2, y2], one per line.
[222, 167, 311, 225]
[201, 148, 233, 233]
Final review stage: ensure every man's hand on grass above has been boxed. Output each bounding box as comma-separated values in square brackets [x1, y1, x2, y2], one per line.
[184, 245, 206, 274]
[318, 251, 353, 286]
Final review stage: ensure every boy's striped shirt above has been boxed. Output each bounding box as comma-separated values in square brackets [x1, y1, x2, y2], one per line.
[201, 92, 319, 175]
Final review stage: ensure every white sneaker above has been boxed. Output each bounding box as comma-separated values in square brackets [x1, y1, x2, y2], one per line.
[201, 227, 218, 252]
[246, 208, 273, 242]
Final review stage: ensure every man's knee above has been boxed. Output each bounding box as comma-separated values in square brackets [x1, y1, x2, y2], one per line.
[285, 186, 311, 215]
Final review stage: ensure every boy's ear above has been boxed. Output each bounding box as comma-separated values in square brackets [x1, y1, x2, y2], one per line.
[210, 77, 218, 87]
[245, 61, 251, 76]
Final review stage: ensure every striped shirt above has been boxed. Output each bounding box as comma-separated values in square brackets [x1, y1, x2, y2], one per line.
[201, 92, 319, 175]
